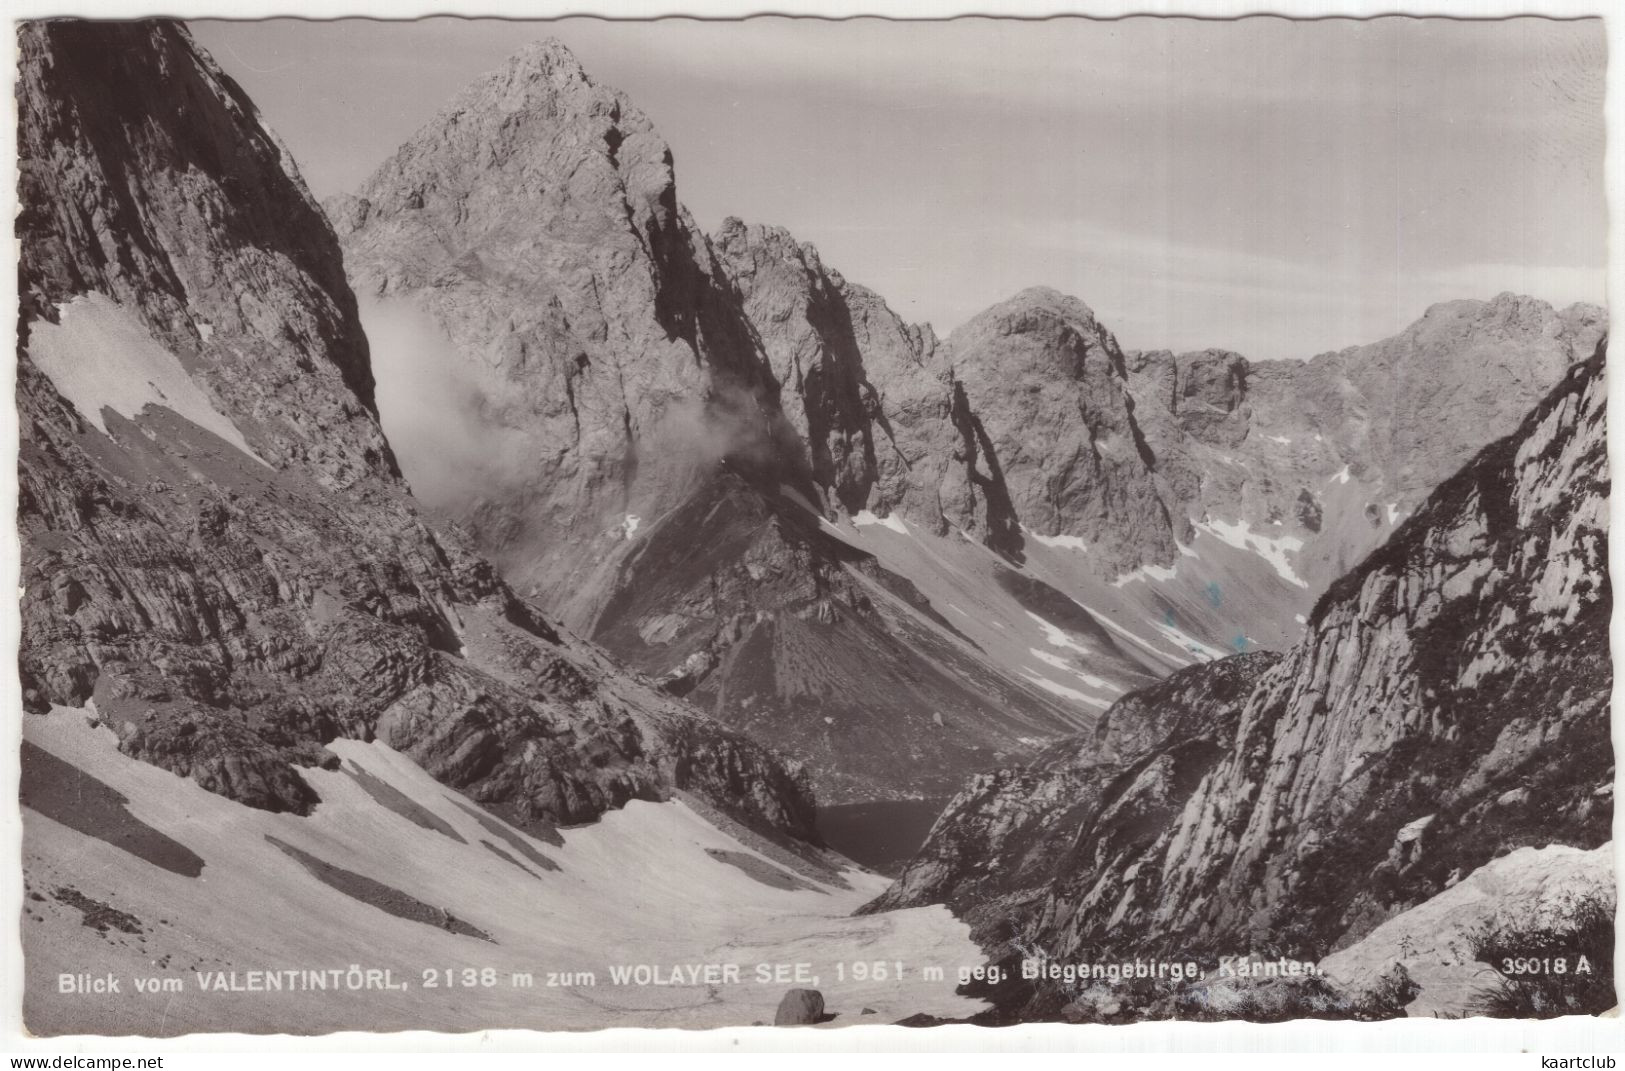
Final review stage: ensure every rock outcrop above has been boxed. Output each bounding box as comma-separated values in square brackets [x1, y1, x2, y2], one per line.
[709, 217, 931, 517]
[16, 19, 816, 841]
[862, 651, 1281, 937]
[1318, 843, 1613, 1017]
[923, 288, 1181, 570]
[872, 343, 1611, 1018]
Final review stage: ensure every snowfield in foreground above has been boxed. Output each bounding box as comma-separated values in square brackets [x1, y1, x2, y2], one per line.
[22, 707, 987, 1036]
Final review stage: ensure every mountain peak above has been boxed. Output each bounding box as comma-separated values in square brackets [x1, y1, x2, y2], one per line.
[954, 286, 1107, 341]
[952, 287, 1111, 351]
[439, 35, 622, 122]
[1417, 290, 1552, 325]
[1001, 284, 1094, 315]
[342, 30, 673, 249]
[712, 217, 831, 281]
[497, 36, 591, 83]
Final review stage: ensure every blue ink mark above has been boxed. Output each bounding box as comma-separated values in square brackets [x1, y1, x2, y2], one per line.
[1204, 581, 1224, 608]
[1163, 608, 1177, 627]
[1232, 633, 1250, 651]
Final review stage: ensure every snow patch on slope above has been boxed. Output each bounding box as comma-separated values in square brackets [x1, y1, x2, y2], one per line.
[29, 294, 267, 466]
[1152, 618, 1229, 661]
[1023, 526, 1088, 552]
[1027, 611, 1091, 656]
[853, 510, 909, 535]
[1029, 648, 1110, 689]
[1091, 610, 1193, 664]
[1021, 671, 1111, 709]
[1112, 560, 1180, 587]
[1195, 518, 1308, 588]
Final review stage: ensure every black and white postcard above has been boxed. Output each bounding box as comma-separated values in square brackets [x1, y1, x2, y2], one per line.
[8, 3, 1615, 1048]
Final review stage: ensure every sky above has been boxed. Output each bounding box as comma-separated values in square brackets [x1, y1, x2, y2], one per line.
[189, 16, 1606, 361]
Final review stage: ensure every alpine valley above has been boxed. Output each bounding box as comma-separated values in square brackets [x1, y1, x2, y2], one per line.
[15, 19, 1612, 1033]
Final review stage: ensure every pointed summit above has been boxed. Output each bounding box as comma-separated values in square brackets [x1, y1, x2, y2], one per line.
[506, 36, 591, 76]
[422, 35, 641, 142]
[334, 33, 678, 280]
[939, 280, 1176, 572]
[459, 36, 609, 115]
[960, 285, 1106, 335]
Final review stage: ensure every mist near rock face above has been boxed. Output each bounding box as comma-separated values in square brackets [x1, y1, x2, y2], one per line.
[361, 297, 534, 514]
[362, 295, 795, 528]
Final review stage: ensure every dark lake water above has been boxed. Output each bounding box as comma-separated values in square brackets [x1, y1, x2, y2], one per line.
[816, 797, 951, 877]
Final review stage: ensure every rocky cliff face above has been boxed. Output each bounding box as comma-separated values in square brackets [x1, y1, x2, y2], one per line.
[872, 344, 1610, 1018]
[709, 249, 1185, 574]
[864, 652, 1280, 933]
[16, 19, 816, 841]
[18, 19, 388, 489]
[708, 217, 933, 517]
[917, 288, 1182, 570]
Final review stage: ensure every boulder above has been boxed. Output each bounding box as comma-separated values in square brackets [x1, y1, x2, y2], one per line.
[773, 988, 826, 1026]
